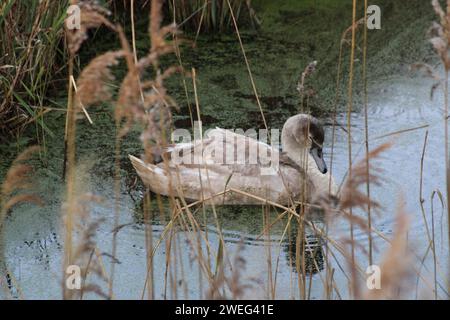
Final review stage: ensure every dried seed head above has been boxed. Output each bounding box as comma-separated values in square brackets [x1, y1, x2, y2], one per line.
[430, 0, 450, 70]
[76, 50, 125, 109]
[338, 143, 391, 212]
[1, 146, 42, 228]
[364, 203, 412, 299]
[66, 1, 115, 55]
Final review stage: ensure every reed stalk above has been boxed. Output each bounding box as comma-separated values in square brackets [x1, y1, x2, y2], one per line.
[363, 0, 373, 267]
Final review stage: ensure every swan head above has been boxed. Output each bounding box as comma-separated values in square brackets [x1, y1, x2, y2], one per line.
[281, 114, 327, 174]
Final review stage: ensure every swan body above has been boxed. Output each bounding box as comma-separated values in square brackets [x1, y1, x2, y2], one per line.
[129, 114, 338, 205]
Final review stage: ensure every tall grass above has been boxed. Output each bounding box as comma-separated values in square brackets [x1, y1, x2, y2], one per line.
[168, 0, 259, 33]
[0, 0, 68, 140]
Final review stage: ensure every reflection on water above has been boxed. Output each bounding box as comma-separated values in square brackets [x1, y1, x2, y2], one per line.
[284, 233, 325, 275]
[1, 76, 449, 299]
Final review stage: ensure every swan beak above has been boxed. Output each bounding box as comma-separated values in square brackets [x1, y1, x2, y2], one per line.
[310, 147, 327, 174]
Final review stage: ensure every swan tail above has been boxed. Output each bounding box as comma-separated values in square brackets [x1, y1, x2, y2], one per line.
[129, 155, 172, 196]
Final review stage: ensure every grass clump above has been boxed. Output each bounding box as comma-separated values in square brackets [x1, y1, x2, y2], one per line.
[168, 0, 259, 33]
[0, 0, 68, 139]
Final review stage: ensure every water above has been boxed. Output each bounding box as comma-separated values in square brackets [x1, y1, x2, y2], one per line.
[326, 76, 449, 299]
[1, 76, 449, 299]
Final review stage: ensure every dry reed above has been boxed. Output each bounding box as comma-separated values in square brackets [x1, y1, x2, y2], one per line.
[363, 202, 411, 299]
[0, 0, 67, 138]
[0, 146, 42, 295]
[427, 0, 450, 294]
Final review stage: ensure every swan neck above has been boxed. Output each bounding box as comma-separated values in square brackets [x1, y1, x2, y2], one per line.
[282, 135, 312, 170]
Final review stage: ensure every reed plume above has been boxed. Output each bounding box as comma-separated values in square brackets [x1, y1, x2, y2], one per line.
[114, 0, 182, 146]
[206, 243, 253, 299]
[297, 61, 318, 111]
[1, 146, 42, 226]
[62, 194, 110, 300]
[65, 0, 116, 55]
[0, 146, 42, 294]
[320, 143, 391, 299]
[61, 160, 110, 300]
[326, 143, 415, 299]
[338, 143, 391, 213]
[364, 202, 411, 299]
[66, 0, 183, 298]
[76, 50, 125, 109]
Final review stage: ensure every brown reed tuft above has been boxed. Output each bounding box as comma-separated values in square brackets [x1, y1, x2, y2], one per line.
[75, 50, 125, 109]
[321, 143, 414, 299]
[297, 61, 318, 99]
[66, 0, 183, 298]
[63, 194, 110, 300]
[206, 243, 253, 299]
[0, 146, 43, 218]
[338, 143, 391, 212]
[66, 0, 116, 55]
[340, 17, 365, 47]
[364, 202, 411, 299]
[60, 158, 111, 299]
[430, 0, 450, 70]
[114, 1, 182, 144]
[0, 146, 42, 294]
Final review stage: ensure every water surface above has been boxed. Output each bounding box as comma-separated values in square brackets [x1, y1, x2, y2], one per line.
[1, 76, 449, 299]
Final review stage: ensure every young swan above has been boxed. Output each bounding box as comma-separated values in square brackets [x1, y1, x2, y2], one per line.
[129, 114, 338, 205]
[281, 114, 337, 202]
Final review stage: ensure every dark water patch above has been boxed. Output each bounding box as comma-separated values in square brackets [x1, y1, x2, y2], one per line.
[233, 93, 296, 111]
[174, 113, 218, 129]
[284, 234, 325, 275]
[210, 74, 239, 91]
